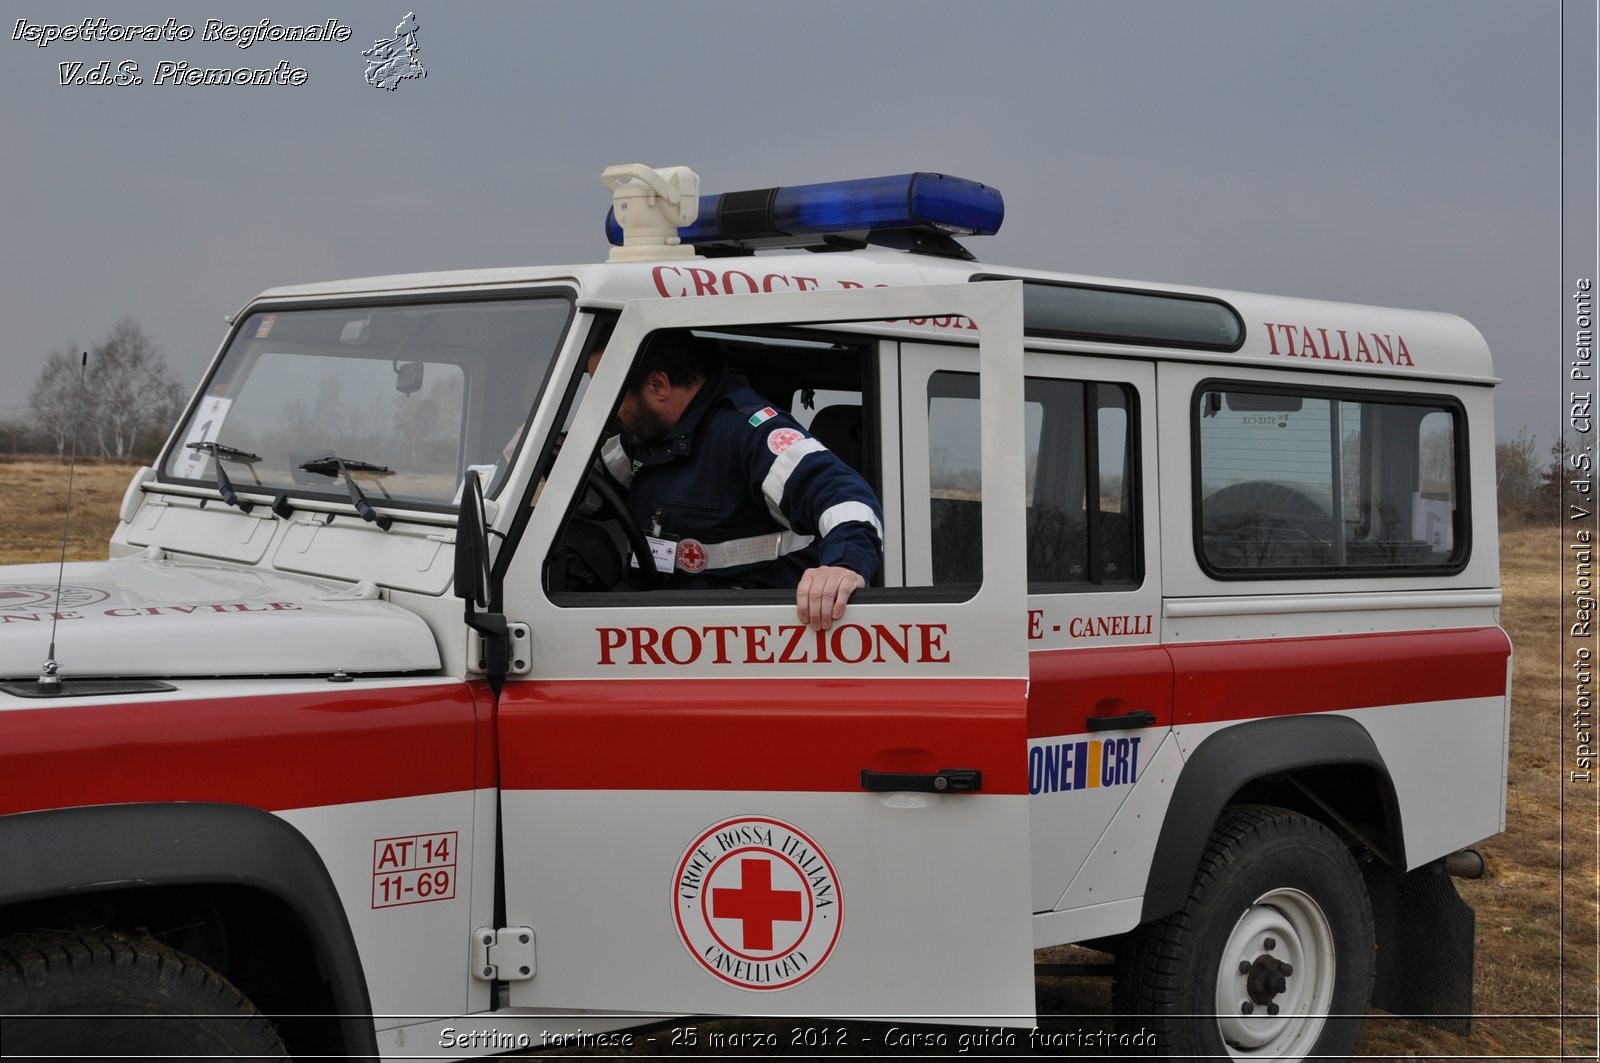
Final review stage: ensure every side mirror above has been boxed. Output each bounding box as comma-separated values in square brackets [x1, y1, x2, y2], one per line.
[454, 470, 491, 608]
[454, 470, 510, 692]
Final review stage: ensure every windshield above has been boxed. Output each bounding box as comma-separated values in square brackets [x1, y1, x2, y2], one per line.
[163, 294, 572, 508]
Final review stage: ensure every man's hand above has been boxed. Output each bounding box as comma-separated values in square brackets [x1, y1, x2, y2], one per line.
[797, 565, 865, 630]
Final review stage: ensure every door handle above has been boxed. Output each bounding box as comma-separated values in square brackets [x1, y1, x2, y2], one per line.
[1085, 709, 1158, 732]
[859, 768, 982, 793]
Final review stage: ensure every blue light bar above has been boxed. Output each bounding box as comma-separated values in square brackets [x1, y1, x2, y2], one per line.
[605, 172, 1003, 249]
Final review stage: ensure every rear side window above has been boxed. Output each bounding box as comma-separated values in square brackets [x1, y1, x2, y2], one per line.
[929, 371, 1141, 589]
[1194, 383, 1467, 577]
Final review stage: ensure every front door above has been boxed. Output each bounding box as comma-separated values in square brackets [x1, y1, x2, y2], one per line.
[495, 283, 1036, 1022]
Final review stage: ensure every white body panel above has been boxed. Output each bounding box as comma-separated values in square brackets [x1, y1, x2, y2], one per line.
[502, 789, 1034, 1019]
[251, 253, 1496, 386]
[1052, 731, 1183, 912]
[273, 518, 458, 595]
[0, 558, 439, 679]
[277, 790, 486, 1027]
[1169, 697, 1508, 872]
[124, 496, 278, 564]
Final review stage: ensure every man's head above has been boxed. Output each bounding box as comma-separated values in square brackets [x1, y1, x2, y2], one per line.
[590, 333, 716, 447]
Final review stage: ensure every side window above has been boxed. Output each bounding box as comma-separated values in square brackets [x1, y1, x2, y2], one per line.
[928, 372, 1141, 589]
[1195, 384, 1467, 575]
[925, 374, 996, 584]
[791, 388, 868, 480]
[544, 326, 883, 598]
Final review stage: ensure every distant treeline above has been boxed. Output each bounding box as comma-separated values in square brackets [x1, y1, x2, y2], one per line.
[1496, 427, 1571, 527]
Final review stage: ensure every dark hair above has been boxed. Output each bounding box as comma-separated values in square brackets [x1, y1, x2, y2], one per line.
[626, 331, 719, 393]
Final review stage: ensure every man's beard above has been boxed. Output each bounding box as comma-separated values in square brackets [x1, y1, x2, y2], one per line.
[619, 403, 672, 449]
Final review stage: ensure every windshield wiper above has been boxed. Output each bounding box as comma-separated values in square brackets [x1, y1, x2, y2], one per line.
[297, 455, 395, 531]
[187, 441, 262, 514]
[188, 441, 260, 464]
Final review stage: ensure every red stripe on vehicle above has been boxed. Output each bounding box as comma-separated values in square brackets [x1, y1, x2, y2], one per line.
[497, 678, 1030, 795]
[0, 683, 484, 816]
[1028, 645, 1174, 738]
[1168, 626, 1509, 724]
[1025, 628, 1508, 738]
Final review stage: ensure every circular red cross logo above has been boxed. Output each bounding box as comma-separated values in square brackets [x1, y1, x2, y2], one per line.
[767, 427, 805, 456]
[676, 538, 708, 574]
[672, 816, 843, 991]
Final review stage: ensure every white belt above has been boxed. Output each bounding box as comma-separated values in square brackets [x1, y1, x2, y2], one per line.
[680, 530, 815, 572]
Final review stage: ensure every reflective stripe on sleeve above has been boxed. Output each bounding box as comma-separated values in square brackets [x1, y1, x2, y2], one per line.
[817, 500, 883, 541]
[760, 437, 828, 526]
[600, 436, 633, 486]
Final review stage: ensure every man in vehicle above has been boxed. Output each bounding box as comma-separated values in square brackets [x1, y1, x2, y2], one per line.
[589, 334, 882, 631]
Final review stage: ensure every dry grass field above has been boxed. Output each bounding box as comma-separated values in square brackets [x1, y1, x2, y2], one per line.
[0, 459, 133, 565]
[0, 458, 1592, 1059]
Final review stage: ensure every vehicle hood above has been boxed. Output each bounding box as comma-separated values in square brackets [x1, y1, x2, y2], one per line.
[0, 558, 440, 679]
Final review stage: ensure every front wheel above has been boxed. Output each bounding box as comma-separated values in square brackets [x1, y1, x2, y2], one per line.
[0, 930, 288, 1059]
[1115, 805, 1376, 1061]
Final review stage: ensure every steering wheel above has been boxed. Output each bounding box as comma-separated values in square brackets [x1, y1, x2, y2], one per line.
[586, 468, 659, 590]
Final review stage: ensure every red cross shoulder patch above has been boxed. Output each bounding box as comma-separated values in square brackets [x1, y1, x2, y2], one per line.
[672, 816, 842, 991]
[766, 427, 805, 456]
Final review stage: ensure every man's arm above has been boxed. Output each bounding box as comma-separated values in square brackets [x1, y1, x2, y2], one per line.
[744, 414, 884, 630]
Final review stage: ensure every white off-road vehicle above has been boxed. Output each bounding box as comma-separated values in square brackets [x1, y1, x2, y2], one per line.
[0, 165, 1508, 1060]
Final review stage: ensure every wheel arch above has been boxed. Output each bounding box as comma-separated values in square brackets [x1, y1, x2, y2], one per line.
[0, 802, 377, 1060]
[1140, 714, 1404, 925]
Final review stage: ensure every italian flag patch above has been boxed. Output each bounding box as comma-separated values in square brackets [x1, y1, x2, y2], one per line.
[748, 407, 778, 427]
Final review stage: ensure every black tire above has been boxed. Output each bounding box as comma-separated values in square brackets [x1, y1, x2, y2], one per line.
[1114, 805, 1376, 1061]
[0, 931, 288, 1060]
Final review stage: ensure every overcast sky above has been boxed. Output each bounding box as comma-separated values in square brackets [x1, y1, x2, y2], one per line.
[0, 1, 1582, 449]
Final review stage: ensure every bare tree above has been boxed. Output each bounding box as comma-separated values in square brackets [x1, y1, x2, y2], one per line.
[88, 318, 183, 460]
[1494, 426, 1543, 524]
[27, 348, 93, 458]
[26, 320, 185, 462]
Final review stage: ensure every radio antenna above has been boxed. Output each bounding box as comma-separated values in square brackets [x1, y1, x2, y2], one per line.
[39, 351, 89, 690]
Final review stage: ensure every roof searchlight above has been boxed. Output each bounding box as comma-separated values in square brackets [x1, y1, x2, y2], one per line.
[601, 164, 700, 263]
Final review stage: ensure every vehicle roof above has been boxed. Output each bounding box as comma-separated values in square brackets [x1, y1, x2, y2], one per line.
[250, 249, 1495, 385]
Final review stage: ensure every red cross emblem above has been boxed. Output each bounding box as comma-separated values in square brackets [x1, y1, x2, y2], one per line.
[673, 816, 843, 991]
[676, 538, 708, 574]
[767, 427, 805, 456]
[712, 857, 803, 951]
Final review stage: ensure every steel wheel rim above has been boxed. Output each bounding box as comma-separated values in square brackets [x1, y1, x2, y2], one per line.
[1214, 887, 1336, 1058]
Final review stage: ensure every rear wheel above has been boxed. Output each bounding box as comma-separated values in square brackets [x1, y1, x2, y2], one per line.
[1115, 805, 1375, 1060]
[0, 930, 288, 1059]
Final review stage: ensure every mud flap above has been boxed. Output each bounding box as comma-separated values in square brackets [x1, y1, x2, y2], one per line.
[1366, 857, 1474, 1035]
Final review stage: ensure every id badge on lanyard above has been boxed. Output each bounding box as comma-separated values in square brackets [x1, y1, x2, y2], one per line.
[628, 508, 678, 574]
[634, 535, 678, 574]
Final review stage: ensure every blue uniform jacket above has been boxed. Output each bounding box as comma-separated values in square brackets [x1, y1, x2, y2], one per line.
[620, 373, 883, 588]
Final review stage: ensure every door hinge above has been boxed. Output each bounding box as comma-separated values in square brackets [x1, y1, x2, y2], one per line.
[471, 926, 536, 982]
[467, 623, 532, 676]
